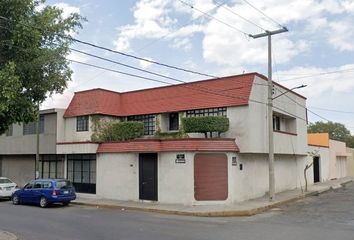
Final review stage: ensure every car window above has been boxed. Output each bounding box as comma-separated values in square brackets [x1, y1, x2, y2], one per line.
[56, 180, 73, 190]
[42, 181, 52, 189]
[24, 183, 34, 189]
[0, 178, 12, 184]
[33, 182, 42, 189]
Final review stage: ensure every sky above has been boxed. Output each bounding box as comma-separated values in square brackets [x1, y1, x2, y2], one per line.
[42, 0, 354, 132]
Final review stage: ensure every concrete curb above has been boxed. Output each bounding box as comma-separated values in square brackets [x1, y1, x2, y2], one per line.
[73, 181, 353, 217]
[0, 230, 17, 240]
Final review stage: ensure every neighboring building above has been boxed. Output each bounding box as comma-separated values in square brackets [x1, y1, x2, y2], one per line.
[346, 148, 354, 177]
[308, 133, 350, 181]
[1, 72, 311, 205]
[0, 109, 65, 186]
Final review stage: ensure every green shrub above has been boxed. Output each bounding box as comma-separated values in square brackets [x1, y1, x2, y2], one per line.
[181, 116, 229, 138]
[91, 120, 144, 142]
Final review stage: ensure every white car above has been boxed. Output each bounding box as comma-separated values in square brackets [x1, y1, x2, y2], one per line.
[0, 177, 17, 199]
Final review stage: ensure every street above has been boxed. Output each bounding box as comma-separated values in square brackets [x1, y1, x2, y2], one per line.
[1, 185, 354, 240]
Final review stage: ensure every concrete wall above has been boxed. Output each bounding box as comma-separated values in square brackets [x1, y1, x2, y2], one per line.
[96, 151, 309, 204]
[57, 143, 99, 154]
[96, 153, 139, 201]
[0, 113, 57, 155]
[224, 76, 307, 155]
[347, 148, 354, 177]
[0, 155, 35, 187]
[62, 117, 93, 142]
[307, 145, 331, 182]
[329, 140, 348, 179]
[234, 153, 310, 202]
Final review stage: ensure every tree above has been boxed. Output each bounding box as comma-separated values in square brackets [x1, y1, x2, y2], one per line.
[308, 121, 351, 142]
[0, 0, 83, 134]
[308, 121, 354, 148]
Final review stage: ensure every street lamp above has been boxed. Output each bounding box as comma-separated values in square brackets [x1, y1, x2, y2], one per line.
[272, 84, 307, 100]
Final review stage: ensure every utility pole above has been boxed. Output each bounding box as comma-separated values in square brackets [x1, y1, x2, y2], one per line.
[249, 27, 288, 201]
[35, 102, 40, 179]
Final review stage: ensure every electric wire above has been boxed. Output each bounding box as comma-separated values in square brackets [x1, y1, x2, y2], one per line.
[0, 15, 218, 79]
[177, 0, 250, 37]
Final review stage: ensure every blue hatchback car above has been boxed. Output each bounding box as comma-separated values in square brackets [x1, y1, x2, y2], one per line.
[12, 179, 76, 208]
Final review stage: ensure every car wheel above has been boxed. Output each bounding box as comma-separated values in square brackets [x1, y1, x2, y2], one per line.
[39, 196, 48, 208]
[12, 195, 20, 205]
[62, 201, 70, 206]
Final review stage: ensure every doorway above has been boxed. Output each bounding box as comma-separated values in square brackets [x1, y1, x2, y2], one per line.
[139, 153, 158, 201]
[313, 156, 320, 183]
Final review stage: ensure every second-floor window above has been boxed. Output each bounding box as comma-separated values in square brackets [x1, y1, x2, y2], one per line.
[77, 116, 89, 132]
[273, 115, 281, 131]
[23, 115, 44, 135]
[127, 114, 155, 135]
[186, 107, 227, 117]
[169, 112, 179, 131]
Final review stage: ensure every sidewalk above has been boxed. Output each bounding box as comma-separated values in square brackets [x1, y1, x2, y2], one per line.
[73, 177, 354, 217]
[0, 231, 17, 240]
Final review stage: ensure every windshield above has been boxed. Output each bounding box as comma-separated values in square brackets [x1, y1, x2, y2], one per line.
[0, 178, 12, 184]
[56, 180, 73, 190]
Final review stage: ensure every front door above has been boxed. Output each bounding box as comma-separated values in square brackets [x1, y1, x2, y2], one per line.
[139, 153, 158, 201]
[313, 157, 320, 183]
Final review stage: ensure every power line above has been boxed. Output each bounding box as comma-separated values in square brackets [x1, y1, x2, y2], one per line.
[309, 106, 354, 114]
[241, 0, 284, 28]
[177, 0, 250, 37]
[214, 0, 266, 31]
[278, 67, 354, 82]
[0, 15, 218, 79]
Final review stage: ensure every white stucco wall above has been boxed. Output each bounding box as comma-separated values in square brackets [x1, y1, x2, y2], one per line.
[56, 143, 98, 154]
[96, 151, 309, 205]
[96, 153, 139, 201]
[62, 117, 93, 142]
[234, 153, 310, 202]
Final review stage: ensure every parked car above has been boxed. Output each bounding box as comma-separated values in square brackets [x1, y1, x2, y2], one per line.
[0, 177, 17, 200]
[12, 179, 76, 208]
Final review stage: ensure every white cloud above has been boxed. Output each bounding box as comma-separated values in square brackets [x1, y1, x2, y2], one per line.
[53, 3, 80, 19]
[139, 57, 153, 69]
[328, 20, 354, 51]
[276, 64, 354, 98]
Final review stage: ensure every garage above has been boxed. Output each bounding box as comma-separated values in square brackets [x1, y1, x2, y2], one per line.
[336, 156, 347, 179]
[194, 153, 228, 201]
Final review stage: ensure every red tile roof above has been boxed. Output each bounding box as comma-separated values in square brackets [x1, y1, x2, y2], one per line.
[64, 73, 257, 117]
[64, 72, 306, 117]
[97, 138, 239, 153]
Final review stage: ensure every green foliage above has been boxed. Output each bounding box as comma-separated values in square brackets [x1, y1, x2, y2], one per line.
[308, 121, 351, 142]
[0, 0, 84, 134]
[308, 121, 354, 148]
[182, 116, 229, 138]
[91, 119, 144, 142]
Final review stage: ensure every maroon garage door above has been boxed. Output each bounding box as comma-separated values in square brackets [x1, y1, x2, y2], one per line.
[194, 153, 228, 201]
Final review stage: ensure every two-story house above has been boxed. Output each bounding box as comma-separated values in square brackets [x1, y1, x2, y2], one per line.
[52, 72, 310, 205]
[0, 109, 65, 186]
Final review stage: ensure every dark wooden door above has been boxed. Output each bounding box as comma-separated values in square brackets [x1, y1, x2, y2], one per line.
[313, 157, 320, 183]
[139, 153, 158, 201]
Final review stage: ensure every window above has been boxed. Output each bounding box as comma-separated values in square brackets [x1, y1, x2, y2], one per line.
[40, 155, 64, 179]
[169, 112, 179, 131]
[23, 115, 44, 135]
[77, 116, 89, 132]
[273, 115, 281, 131]
[67, 154, 96, 194]
[127, 114, 155, 135]
[5, 124, 13, 136]
[186, 107, 227, 118]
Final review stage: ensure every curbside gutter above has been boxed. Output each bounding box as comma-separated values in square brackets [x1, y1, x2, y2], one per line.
[0, 230, 17, 240]
[73, 180, 354, 217]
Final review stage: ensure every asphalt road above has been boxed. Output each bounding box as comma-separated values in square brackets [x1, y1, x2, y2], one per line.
[1, 185, 354, 240]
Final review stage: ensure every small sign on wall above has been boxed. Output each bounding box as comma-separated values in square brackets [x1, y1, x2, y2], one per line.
[232, 156, 237, 166]
[175, 154, 186, 164]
